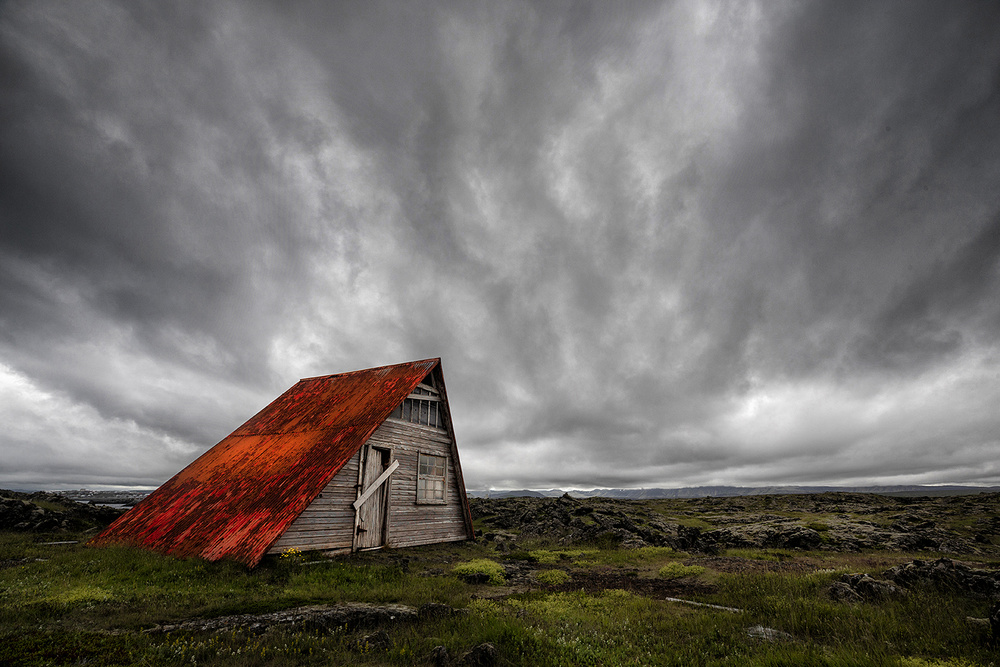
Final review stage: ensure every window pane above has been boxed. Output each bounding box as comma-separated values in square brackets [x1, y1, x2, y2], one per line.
[417, 454, 446, 501]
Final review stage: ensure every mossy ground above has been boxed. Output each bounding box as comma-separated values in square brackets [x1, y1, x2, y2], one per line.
[2, 494, 998, 666]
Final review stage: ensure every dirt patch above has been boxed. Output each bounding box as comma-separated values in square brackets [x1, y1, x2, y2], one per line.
[552, 566, 717, 598]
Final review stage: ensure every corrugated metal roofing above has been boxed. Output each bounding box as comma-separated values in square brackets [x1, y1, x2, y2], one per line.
[90, 358, 442, 567]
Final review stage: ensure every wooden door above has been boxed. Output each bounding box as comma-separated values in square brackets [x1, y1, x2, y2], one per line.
[356, 446, 390, 549]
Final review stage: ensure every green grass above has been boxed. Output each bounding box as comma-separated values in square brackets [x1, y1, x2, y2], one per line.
[2, 507, 998, 667]
[529, 548, 599, 564]
[658, 562, 706, 579]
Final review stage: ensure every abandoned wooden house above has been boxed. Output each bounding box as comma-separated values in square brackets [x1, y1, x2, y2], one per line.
[90, 358, 474, 567]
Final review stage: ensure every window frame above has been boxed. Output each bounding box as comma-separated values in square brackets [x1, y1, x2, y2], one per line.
[416, 452, 448, 505]
[388, 382, 446, 430]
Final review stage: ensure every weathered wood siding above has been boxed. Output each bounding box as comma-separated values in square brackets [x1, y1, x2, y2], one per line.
[368, 419, 469, 548]
[267, 449, 360, 554]
[356, 446, 389, 549]
[268, 418, 469, 555]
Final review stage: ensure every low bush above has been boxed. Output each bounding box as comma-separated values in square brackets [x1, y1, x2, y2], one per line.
[452, 559, 506, 585]
[535, 569, 570, 586]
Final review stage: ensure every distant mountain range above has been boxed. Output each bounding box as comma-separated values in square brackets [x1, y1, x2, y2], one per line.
[468, 485, 1000, 499]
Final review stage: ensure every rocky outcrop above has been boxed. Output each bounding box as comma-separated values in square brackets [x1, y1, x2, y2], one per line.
[0, 490, 124, 532]
[830, 558, 1000, 606]
[828, 581, 864, 603]
[458, 642, 498, 666]
[831, 573, 906, 602]
[469, 494, 996, 556]
[148, 602, 422, 634]
[698, 524, 824, 551]
[884, 558, 1000, 599]
[474, 494, 679, 549]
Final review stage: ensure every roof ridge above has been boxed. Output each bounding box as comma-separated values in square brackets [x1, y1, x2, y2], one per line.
[299, 357, 439, 382]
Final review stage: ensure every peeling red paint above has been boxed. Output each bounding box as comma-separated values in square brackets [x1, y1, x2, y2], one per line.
[90, 359, 440, 567]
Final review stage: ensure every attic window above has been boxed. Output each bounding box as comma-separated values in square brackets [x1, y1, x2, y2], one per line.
[417, 453, 446, 503]
[389, 382, 444, 428]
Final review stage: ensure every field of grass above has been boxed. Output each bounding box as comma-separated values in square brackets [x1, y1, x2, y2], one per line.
[2, 524, 998, 667]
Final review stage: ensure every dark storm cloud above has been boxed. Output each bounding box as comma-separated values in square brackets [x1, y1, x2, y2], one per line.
[1, 0, 999, 490]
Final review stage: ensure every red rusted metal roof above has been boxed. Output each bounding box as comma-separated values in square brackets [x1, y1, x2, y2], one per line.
[90, 358, 443, 567]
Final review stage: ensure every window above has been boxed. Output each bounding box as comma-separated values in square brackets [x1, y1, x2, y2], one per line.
[389, 382, 444, 428]
[417, 453, 446, 503]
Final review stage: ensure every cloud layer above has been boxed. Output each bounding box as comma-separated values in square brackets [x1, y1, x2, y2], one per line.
[2, 1, 999, 490]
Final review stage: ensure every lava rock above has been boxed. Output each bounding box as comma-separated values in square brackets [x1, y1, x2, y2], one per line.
[828, 581, 863, 604]
[353, 629, 391, 652]
[884, 558, 1000, 598]
[458, 642, 498, 667]
[430, 645, 450, 666]
[838, 573, 906, 601]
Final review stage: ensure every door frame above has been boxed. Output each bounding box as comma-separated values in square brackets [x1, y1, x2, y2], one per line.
[352, 444, 393, 551]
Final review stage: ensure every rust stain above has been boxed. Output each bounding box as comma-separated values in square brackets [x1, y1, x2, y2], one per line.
[90, 359, 440, 567]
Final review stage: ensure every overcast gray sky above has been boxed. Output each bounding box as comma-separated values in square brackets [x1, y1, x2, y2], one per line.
[2, 1, 999, 491]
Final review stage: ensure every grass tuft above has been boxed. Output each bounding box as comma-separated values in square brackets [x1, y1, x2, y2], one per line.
[535, 569, 570, 586]
[657, 562, 706, 579]
[452, 558, 506, 585]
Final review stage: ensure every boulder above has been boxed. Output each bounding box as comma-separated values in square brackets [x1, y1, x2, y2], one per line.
[828, 581, 863, 604]
[458, 642, 498, 667]
[353, 629, 391, 652]
[430, 645, 450, 666]
[884, 558, 1000, 598]
[831, 573, 905, 602]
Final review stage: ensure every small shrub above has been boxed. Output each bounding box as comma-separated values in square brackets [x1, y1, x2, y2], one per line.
[535, 569, 570, 586]
[658, 562, 705, 580]
[452, 559, 506, 585]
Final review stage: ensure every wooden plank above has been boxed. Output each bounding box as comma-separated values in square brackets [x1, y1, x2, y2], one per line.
[392, 534, 468, 548]
[276, 537, 352, 547]
[273, 530, 353, 541]
[270, 532, 352, 551]
[357, 445, 390, 549]
[269, 449, 361, 555]
[269, 538, 348, 551]
[279, 515, 353, 525]
[271, 403, 473, 556]
[352, 460, 399, 510]
[371, 423, 451, 444]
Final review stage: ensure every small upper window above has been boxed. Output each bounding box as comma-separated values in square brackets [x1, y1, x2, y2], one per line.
[389, 382, 444, 428]
[417, 453, 447, 503]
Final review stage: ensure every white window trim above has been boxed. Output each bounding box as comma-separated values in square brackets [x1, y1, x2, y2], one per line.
[416, 452, 448, 505]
